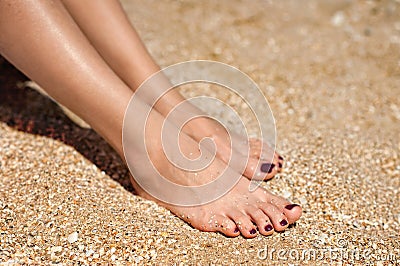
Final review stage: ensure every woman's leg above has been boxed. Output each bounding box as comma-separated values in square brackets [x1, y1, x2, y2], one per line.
[0, 0, 301, 238]
[60, 0, 159, 90]
[0, 0, 129, 154]
[60, 0, 284, 181]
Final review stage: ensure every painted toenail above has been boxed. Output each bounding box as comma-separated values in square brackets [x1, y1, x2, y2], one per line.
[265, 224, 273, 231]
[261, 163, 275, 173]
[280, 219, 288, 226]
[285, 204, 300, 210]
[234, 227, 239, 233]
[278, 162, 283, 168]
[249, 229, 257, 234]
[278, 155, 284, 160]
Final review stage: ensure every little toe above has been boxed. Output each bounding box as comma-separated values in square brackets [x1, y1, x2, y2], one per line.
[196, 214, 239, 237]
[217, 216, 241, 237]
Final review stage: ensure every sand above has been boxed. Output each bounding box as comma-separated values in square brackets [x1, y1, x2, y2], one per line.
[1, 0, 399, 265]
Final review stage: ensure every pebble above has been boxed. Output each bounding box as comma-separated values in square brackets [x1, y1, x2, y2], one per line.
[85, 249, 94, 257]
[67, 232, 78, 244]
[134, 256, 143, 263]
[282, 190, 292, 199]
[51, 246, 63, 253]
[298, 196, 308, 205]
[331, 11, 346, 27]
[110, 247, 116, 254]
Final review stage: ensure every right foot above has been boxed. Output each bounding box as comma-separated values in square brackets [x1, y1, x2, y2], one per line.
[182, 116, 285, 181]
[125, 107, 301, 238]
[128, 78, 284, 182]
[143, 85, 285, 181]
[39, 77, 285, 182]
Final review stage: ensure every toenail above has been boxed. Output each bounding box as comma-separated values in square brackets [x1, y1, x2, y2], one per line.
[278, 162, 283, 168]
[265, 224, 273, 232]
[234, 227, 239, 233]
[278, 155, 284, 160]
[285, 204, 300, 210]
[280, 219, 288, 226]
[261, 163, 275, 173]
[249, 229, 257, 234]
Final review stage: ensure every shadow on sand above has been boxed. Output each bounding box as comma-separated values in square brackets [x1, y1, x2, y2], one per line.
[0, 57, 134, 193]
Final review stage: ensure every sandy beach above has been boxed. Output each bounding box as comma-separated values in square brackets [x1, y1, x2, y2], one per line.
[1, 0, 399, 265]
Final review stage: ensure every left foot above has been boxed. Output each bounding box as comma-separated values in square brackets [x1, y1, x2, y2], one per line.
[126, 107, 301, 238]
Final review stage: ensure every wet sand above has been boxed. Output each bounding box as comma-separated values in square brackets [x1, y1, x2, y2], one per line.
[1, 0, 399, 265]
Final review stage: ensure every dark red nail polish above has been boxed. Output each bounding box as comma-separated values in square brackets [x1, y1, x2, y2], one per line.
[261, 163, 275, 173]
[280, 219, 288, 226]
[285, 204, 300, 210]
[250, 228, 256, 234]
[265, 224, 273, 231]
[278, 155, 284, 160]
[278, 162, 283, 168]
[234, 227, 239, 233]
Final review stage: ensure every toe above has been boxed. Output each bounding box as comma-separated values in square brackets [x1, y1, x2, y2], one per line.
[244, 157, 268, 180]
[259, 202, 289, 232]
[216, 216, 241, 237]
[276, 154, 284, 172]
[228, 211, 258, 238]
[247, 207, 274, 236]
[263, 222, 275, 235]
[259, 191, 302, 224]
[249, 138, 262, 157]
[283, 203, 302, 224]
[244, 158, 278, 181]
[259, 146, 282, 174]
[265, 194, 302, 224]
[195, 214, 240, 237]
[259, 162, 278, 180]
[241, 139, 281, 180]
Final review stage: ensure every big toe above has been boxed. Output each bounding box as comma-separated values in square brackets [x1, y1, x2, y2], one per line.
[243, 157, 278, 181]
[267, 193, 302, 224]
[257, 192, 302, 231]
[283, 203, 302, 224]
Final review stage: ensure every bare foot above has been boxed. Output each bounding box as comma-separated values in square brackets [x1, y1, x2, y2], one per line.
[132, 174, 301, 238]
[29, 79, 284, 182]
[125, 108, 301, 238]
[182, 116, 284, 181]
[127, 76, 284, 182]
